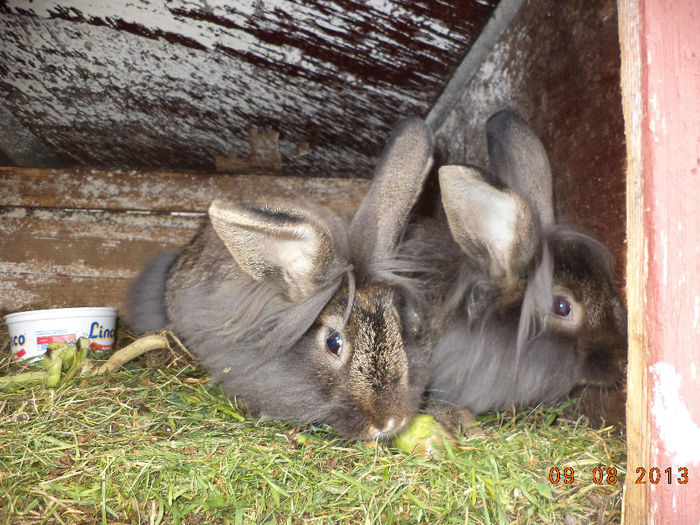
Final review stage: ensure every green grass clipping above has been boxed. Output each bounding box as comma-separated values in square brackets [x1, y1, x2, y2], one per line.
[0, 328, 626, 524]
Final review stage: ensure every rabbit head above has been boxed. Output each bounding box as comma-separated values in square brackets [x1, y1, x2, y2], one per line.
[425, 110, 627, 414]
[161, 118, 433, 440]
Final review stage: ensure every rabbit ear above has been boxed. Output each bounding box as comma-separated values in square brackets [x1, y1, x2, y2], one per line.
[439, 165, 538, 281]
[209, 200, 337, 301]
[350, 118, 433, 263]
[486, 110, 555, 227]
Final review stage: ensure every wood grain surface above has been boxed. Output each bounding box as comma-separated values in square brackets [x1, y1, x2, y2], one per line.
[0, 0, 497, 176]
[0, 168, 370, 315]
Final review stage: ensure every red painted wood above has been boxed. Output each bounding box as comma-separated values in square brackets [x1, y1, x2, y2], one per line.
[638, 0, 700, 521]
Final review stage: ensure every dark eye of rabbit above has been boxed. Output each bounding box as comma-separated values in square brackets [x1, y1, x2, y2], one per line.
[326, 332, 343, 357]
[552, 296, 572, 318]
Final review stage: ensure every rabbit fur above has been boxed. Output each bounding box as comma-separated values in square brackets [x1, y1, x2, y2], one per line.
[127, 118, 434, 440]
[406, 110, 627, 415]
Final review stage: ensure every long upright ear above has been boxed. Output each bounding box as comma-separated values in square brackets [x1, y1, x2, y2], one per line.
[438, 165, 538, 282]
[350, 118, 433, 263]
[486, 110, 555, 227]
[209, 200, 338, 301]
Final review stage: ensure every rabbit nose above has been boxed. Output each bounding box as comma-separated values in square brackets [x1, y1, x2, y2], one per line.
[368, 416, 409, 439]
[381, 418, 397, 434]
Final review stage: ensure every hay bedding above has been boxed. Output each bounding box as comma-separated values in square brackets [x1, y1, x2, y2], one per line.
[0, 321, 625, 524]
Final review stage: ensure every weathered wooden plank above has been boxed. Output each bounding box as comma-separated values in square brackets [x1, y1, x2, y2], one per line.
[426, 0, 525, 130]
[0, 273, 133, 315]
[0, 207, 203, 279]
[619, 0, 700, 522]
[0, 168, 372, 315]
[0, 207, 203, 314]
[618, 1, 647, 522]
[0, 167, 371, 214]
[0, 0, 497, 176]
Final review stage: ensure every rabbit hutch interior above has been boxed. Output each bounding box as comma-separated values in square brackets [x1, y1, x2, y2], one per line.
[1, 0, 697, 522]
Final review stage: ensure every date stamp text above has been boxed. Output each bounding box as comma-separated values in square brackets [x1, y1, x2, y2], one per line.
[548, 466, 689, 485]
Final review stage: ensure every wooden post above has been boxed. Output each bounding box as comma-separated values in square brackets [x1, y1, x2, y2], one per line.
[619, 0, 700, 522]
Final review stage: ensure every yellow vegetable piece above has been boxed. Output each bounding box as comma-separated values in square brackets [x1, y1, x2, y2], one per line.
[392, 414, 452, 457]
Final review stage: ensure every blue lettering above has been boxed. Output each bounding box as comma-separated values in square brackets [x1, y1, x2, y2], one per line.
[88, 323, 115, 339]
[11, 335, 27, 347]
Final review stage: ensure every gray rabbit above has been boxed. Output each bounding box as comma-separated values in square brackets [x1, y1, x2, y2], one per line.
[127, 119, 434, 440]
[408, 110, 627, 416]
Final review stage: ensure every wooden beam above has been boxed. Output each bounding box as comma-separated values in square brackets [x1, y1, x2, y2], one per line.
[425, 0, 525, 130]
[619, 0, 700, 522]
[0, 167, 369, 214]
[0, 206, 201, 314]
[0, 168, 370, 315]
[618, 1, 648, 520]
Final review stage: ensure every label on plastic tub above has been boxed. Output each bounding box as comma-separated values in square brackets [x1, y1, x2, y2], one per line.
[10, 333, 28, 360]
[36, 330, 77, 356]
[36, 334, 77, 345]
[10, 334, 27, 359]
[87, 321, 116, 350]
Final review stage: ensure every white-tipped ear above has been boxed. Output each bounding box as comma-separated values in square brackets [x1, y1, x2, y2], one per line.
[209, 200, 337, 301]
[486, 110, 555, 227]
[438, 165, 537, 280]
[350, 118, 433, 263]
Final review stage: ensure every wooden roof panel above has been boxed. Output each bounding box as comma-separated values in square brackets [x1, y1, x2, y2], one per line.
[0, 0, 499, 176]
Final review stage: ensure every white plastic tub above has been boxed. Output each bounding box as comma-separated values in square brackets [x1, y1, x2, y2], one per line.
[4, 307, 118, 361]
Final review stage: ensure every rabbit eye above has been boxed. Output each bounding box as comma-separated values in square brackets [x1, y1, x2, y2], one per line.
[552, 296, 572, 318]
[326, 332, 343, 357]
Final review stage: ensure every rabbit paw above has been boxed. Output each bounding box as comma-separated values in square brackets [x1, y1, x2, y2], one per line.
[422, 400, 485, 439]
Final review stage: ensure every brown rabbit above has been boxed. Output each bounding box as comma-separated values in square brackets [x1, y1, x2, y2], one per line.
[407, 110, 627, 415]
[127, 119, 434, 440]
